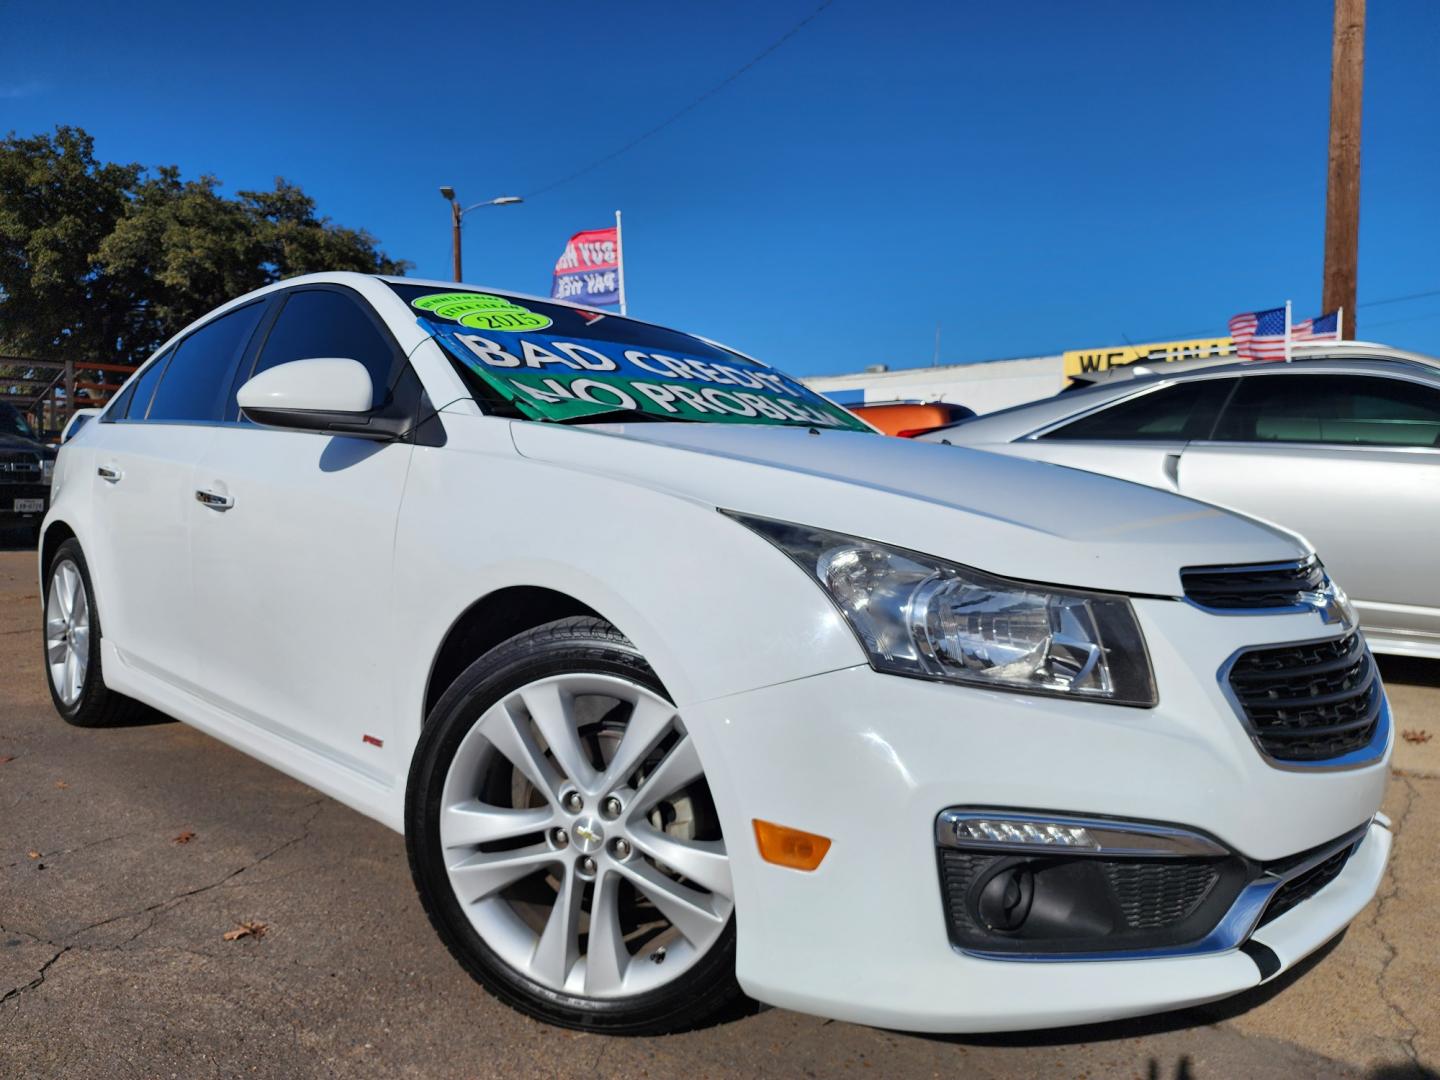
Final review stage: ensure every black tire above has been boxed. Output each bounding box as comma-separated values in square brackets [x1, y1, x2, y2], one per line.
[406, 616, 743, 1034]
[43, 538, 148, 727]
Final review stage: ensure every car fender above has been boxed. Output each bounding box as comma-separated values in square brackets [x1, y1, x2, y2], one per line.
[389, 435, 865, 758]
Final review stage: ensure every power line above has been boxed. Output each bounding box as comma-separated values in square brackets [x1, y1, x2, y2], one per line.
[1365, 307, 1440, 331]
[524, 0, 834, 199]
[1358, 286, 1440, 309]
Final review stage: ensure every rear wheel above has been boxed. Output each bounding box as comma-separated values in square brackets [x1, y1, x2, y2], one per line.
[44, 539, 147, 727]
[407, 617, 741, 1034]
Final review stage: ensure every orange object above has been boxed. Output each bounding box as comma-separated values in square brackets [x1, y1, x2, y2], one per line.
[847, 401, 975, 438]
[753, 819, 832, 871]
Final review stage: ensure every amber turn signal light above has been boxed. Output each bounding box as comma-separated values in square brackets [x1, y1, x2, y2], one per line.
[753, 819, 831, 871]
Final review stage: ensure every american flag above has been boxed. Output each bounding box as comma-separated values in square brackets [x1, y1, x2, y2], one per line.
[1293, 310, 1340, 345]
[1228, 306, 1340, 361]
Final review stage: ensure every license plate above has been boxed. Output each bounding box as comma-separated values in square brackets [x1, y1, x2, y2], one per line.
[13, 499, 44, 513]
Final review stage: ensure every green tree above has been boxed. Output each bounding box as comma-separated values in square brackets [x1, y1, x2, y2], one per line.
[0, 127, 140, 363]
[0, 125, 410, 373]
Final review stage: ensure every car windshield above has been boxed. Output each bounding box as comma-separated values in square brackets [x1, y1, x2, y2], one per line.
[0, 403, 36, 440]
[390, 283, 869, 432]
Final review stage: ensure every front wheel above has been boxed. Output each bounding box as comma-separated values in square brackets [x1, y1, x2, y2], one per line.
[406, 617, 742, 1034]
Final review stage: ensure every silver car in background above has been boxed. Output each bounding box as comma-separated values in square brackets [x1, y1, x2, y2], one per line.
[919, 349, 1440, 659]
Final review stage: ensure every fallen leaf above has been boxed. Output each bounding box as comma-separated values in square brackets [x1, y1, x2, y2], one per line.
[1402, 729, 1433, 745]
[222, 920, 268, 942]
[173, 830, 196, 845]
[26, 850, 40, 860]
[0, 755, 14, 765]
[54, 780, 69, 790]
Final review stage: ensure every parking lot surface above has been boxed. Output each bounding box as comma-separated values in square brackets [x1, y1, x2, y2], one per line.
[2, 540, 1437, 1079]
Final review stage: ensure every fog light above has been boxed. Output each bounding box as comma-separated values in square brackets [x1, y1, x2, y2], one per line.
[976, 864, 1035, 932]
[949, 817, 1097, 851]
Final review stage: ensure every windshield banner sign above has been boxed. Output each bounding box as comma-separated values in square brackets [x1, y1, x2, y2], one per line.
[417, 313, 868, 430]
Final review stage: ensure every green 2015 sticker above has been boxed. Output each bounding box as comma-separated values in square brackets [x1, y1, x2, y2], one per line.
[411, 292, 552, 331]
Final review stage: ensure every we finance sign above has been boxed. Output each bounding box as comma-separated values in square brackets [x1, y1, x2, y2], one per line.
[1063, 337, 1235, 381]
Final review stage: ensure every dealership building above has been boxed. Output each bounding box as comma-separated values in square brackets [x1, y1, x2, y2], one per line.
[802, 336, 1238, 416]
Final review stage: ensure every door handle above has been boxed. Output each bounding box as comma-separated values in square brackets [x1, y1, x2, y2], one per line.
[195, 488, 235, 511]
[97, 465, 121, 483]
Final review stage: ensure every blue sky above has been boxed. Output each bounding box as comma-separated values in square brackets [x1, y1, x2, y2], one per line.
[4, 0, 1439, 376]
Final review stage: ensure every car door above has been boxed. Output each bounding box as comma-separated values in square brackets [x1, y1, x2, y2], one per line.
[1005, 378, 1238, 491]
[1178, 371, 1440, 646]
[87, 300, 268, 691]
[189, 285, 422, 779]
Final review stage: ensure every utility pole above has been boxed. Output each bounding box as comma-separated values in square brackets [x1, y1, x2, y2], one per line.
[1322, 0, 1365, 338]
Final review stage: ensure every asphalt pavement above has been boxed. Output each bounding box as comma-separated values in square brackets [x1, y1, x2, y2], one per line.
[2, 536, 1437, 1079]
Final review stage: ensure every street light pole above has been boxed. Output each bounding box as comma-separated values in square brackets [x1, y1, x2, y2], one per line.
[449, 199, 463, 281]
[438, 187, 523, 283]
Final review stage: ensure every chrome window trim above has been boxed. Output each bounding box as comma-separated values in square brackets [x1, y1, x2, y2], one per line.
[951, 818, 1378, 964]
[1216, 636, 1391, 773]
[1185, 438, 1440, 457]
[935, 810, 1229, 858]
[1019, 366, 1440, 447]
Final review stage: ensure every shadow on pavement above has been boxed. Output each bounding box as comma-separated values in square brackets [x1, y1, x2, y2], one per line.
[0, 525, 39, 552]
[1378, 654, 1440, 690]
[1370, 1065, 1440, 1079]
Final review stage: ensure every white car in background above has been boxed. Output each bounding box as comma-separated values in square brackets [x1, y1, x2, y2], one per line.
[922, 350, 1440, 660]
[42, 274, 1391, 1035]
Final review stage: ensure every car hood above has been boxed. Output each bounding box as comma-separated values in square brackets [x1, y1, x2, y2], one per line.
[509, 421, 1307, 596]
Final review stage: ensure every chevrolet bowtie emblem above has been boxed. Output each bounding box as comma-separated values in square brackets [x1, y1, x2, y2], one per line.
[1300, 582, 1353, 628]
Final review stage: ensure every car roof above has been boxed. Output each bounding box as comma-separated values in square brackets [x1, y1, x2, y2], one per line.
[144, 271, 775, 375]
[1069, 340, 1440, 386]
[922, 352, 1440, 443]
[1157, 354, 1440, 382]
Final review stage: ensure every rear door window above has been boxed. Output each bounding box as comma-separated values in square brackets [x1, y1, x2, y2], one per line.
[1213, 374, 1440, 447]
[147, 302, 266, 422]
[1040, 379, 1236, 441]
[119, 349, 172, 420]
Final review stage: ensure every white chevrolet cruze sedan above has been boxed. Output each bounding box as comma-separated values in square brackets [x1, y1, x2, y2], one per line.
[42, 273, 1392, 1035]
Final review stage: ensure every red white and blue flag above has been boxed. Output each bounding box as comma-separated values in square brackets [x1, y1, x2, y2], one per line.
[1292, 310, 1341, 345]
[552, 226, 621, 307]
[1229, 307, 1340, 361]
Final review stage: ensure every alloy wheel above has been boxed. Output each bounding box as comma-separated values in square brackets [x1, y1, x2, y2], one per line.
[438, 672, 733, 999]
[46, 558, 90, 706]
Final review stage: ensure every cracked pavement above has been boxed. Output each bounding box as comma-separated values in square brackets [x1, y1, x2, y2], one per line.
[1, 540, 1437, 1078]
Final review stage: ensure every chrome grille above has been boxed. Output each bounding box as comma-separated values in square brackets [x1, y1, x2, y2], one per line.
[0, 450, 42, 482]
[1226, 632, 1382, 762]
[1182, 558, 1327, 610]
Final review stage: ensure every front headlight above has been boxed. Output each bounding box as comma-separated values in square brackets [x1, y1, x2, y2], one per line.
[728, 513, 1157, 707]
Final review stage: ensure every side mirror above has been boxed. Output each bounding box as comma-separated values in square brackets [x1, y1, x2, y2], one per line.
[238, 358, 404, 440]
[62, 408, 101, 443]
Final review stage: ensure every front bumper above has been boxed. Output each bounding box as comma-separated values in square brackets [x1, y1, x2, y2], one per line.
[682, 598, 1392, 1032]
[0, 482, 49, 524]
